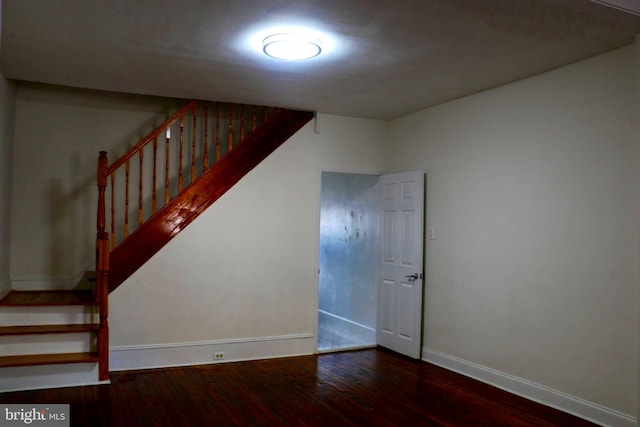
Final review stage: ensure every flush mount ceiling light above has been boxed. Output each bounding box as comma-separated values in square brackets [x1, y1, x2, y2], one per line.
[262, 33, 322, 60]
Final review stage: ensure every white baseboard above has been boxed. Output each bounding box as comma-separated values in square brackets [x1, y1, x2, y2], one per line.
[110, 333, 316, 371]
[0, 278, 10, 300]
[10, 277, 74, 291]
[11, 268, 95, 291]
[423, 347, 636, 427]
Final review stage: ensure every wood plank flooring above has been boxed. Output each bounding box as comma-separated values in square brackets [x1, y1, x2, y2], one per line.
[0, 348, 597, 426]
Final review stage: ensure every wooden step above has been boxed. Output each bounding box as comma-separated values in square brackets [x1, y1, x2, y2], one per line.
[0, 324, 98, 336]
[0, 290, 95, 306]
[0, 352, 99, 368]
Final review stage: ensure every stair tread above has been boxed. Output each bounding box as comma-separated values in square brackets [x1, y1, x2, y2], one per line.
[0, 290, 95, 306]
[0, 324, 99, 336]
[0, 352, 99, 368]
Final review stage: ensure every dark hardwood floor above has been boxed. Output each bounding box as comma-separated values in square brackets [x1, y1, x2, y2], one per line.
[0, 348, 597, 426]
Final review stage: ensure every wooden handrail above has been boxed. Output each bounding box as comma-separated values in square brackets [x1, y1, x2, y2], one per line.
[106, 101, 197, 176]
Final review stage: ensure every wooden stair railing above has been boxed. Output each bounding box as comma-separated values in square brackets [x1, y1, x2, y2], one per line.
[96, 101, 313, 380]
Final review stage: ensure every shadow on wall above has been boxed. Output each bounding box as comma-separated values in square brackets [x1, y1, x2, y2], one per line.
[47, 178, 70, 276]
[47, 152, 98, 277]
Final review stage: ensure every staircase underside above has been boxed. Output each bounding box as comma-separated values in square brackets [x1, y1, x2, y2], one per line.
[108, 108, 314, 292]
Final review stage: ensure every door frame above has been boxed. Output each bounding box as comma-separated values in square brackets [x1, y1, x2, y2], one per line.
[314, 168, 384, 353]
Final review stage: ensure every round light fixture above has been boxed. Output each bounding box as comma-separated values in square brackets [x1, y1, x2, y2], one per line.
[262, 33, 322, 60]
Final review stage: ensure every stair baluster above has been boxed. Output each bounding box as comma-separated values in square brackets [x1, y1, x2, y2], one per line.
[204, 103, 209, 170]
[138, 150, 144, 226]
[178, 116, 184, 192]
[215, 103, 221, 161]
[165, 127, 171, 204]
[240, 105, 245, 141]
[152, 137, 158, 215]
[191, 110, 197, 182]
[124, 159, 130, 238]
[96, 151, 110, 381]
[252, 106, 257, 132]
[228, 104, 233, 152]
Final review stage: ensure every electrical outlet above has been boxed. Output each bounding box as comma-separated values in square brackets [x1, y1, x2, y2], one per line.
[214, 352, 225, 360]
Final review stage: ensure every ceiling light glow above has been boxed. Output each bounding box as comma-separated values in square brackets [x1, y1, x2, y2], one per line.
[262, 33, 322, 60]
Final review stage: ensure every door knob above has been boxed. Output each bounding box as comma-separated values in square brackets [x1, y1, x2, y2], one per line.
[405, 273, 423, 282]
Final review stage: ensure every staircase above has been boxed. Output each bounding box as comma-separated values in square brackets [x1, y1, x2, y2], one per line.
[0, 100, 314, 387]
[0, 284, 103, 390]
[0, 291, 99, 368]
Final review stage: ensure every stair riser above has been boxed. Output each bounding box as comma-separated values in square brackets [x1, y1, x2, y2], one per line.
[0, 334, 93, 357]
[10, 275, 96, 291]
[0, 364, 102, 392]
[0, 307, 95, 326]
[0, 282, 9, 300]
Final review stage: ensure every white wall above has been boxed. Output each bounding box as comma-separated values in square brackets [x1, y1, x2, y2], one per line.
[636, 34, 640, 426]
[109, 114, 387, 358]
[6, 38, 638, 423]
[635, 31, 640, 423]
[388, 45, 639, 416]
[10, 84, 182, 286]
[0, 0, 15, 295]
[0, 73, 15, 292]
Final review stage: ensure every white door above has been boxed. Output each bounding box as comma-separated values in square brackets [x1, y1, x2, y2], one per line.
[377, 171, 424, 359]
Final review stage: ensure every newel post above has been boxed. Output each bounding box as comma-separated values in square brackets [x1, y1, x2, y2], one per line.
[96, 151, 110, 381]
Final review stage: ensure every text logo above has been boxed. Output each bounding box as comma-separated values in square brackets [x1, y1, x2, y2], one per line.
[1, 405, 69, 426]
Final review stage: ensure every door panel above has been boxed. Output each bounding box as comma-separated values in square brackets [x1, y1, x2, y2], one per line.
[398, 281, 412, 339]
[400, 210, 416, 265]
[377, 171, 424, 359]
[383, 211, 396, 263]
[380, 279, 395, 335]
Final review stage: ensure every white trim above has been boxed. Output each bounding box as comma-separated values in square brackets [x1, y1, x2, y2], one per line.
[318, 309, 376, 333]
[318, 310, 376, 332]
[320, 168, 384, 176]
[10, 267, 95, 291]
[317, 310, 376, 351]
[10, 276, 76, 290]
[110, 333, 313, 351]
[318, 344, 376, 354]
[0, 278, 10, 299]
[423, 348, 636, 427]
[314, 168, 322, 354]
[589, 0, 640, 17]
[110, 333, 315, 372]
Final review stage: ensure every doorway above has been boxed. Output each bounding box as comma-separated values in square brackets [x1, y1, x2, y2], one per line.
[317, 171, 380, 352]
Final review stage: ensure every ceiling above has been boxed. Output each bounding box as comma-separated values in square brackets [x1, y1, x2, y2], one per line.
[1, 0, 639, 120]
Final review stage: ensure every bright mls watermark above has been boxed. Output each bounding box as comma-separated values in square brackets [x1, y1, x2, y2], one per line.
[1, 405, 69, 426]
